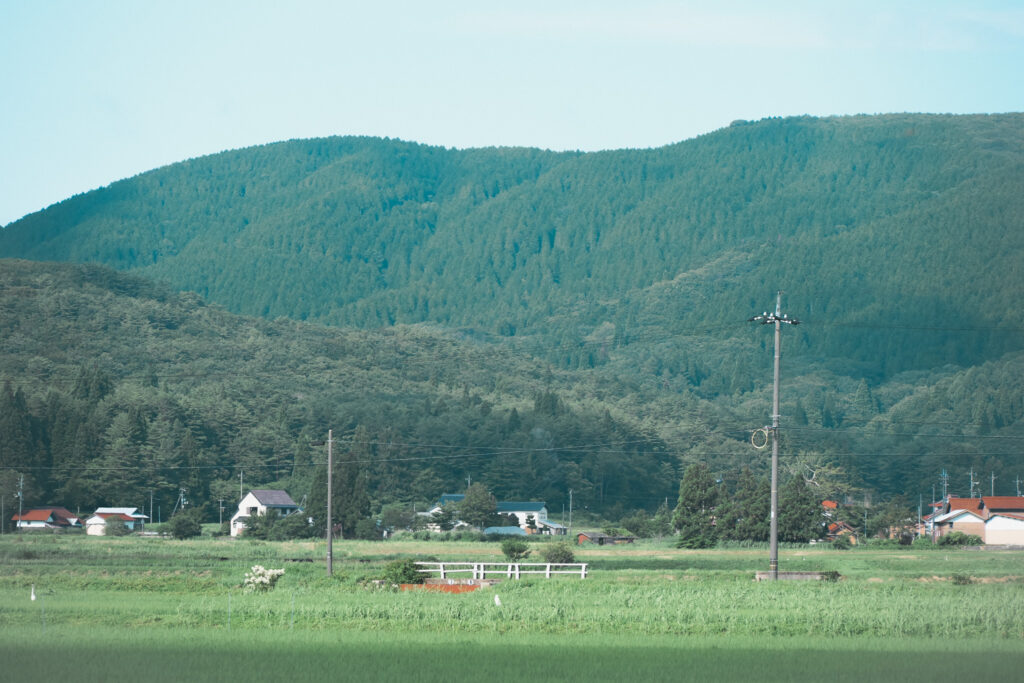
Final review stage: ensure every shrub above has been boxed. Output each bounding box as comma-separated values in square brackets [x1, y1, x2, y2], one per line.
[267, 513, 316, 541]
[382, 558, 424, 585]
[243, 565, 285, 592]
[820, 570, 841, 582]
[541, 541, 576, 564]
[951, 573, 974, 585]
[831, 535, 852, 550]
[500, 538, 531, 562]
[106, 520, 133, 537]
[354, 518, 382, 541]
[937, 531, 983, 546]
[168, 510, 202, 539]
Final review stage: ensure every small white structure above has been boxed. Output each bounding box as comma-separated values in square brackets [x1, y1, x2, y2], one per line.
[85, 507, 148, 536]
[984, 514, 1024, 546]
[422, 494, 560, 534]
[231, 489, 301, 537]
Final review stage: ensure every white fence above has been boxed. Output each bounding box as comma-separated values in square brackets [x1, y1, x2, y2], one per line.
[415, 561, 588, 580]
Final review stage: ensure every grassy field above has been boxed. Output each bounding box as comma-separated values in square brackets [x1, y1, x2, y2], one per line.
[2, 534, 1023, 681]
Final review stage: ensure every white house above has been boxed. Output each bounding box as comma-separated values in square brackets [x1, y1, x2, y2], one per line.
[496, 501, 550, 532]
[231, 489, 301, 537]
[85, 507, 148, 536]
[422, 494, 562, 534]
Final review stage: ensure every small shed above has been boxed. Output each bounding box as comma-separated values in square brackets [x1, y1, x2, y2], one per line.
[576, 531, 636, 546]
[85, 507, 148, 535]
[984, 513, 1024, 546]
[85, 512, 135, 536]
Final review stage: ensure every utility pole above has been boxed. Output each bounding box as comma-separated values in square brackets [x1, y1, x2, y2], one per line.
[239, 471, 244, 501]
[749, 292, 800, 581]
[940, 469, 949, 500]
[327, 429, 333, 577]
[568, 489, 573, 539]
[17, 475, 24, 533]
[1016, 475, 1022, 497]
[991, 472, 996, 497]
[218, 500, 225, 526]
[969, 468, 978, 498]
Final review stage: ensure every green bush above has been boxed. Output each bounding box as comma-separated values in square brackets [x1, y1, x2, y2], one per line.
[106, 520, 133, 537]
[382, 558, 424, 585]
[167, 509, 203, 539]
[267, 513, 316, 541]
[541, 541, 576, 564]
[937, 531, 983, 546]
[831, 535, 852, 550]
[500, 538, 531, 562]
[354, 518, 382, 541]
[951, 573, 974, 585]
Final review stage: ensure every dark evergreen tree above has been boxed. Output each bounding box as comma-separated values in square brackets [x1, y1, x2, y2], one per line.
[778, 475, 822, 543]
[308, 450, 371, 539]
[672, 462, 719, 548]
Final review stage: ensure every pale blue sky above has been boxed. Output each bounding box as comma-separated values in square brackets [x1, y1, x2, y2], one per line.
[2, 0, 1022, 226]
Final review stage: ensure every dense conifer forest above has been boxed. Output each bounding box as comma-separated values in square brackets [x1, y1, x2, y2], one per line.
[1, 113, 1022, 526]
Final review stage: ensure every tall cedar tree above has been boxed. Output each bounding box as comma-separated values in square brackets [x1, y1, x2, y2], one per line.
[307, 449, 371, 539]
[778, 475, 822, 542]
[717, 467, 770, 542]
[673, 462, 719, 548]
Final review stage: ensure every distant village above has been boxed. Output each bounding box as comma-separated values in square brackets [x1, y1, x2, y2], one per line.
[11, 490, 1024, 547]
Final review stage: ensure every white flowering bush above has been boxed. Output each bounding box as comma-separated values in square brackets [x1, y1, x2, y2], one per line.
[243, 565, 285, 592]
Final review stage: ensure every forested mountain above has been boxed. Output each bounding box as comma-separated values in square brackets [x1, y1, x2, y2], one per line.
[1, 113, 1023, 518]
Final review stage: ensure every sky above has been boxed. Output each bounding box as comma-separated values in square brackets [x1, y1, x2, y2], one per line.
[1, 0, 1022, 226]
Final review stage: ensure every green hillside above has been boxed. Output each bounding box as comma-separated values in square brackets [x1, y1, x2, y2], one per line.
[4, 115, 1023, 375]
[1, 113, 1023, 516]
[0, 260, 681, 520]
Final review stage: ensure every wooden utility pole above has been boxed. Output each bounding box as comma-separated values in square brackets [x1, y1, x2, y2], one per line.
[327, 429, 333, 577]
[749, 292, 799, 581]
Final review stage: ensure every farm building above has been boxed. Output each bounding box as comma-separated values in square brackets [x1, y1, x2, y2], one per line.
[11, 507, 81, 530]
[826, 521, 858, 544]
[231, 489, 301, 537]
[931, 496, 1024, 544]
[984, 514, 1024, 545]
[85, 507, 148, 535]
[577, 531, 636, 545]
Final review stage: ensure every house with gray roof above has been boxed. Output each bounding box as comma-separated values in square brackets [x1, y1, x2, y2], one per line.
[231, 489, 301, 537]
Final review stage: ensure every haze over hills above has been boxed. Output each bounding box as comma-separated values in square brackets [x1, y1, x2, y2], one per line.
[2, 114, 1023, 518]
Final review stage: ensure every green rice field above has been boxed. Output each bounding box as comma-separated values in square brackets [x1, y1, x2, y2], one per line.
[2, 534, 1023, 681]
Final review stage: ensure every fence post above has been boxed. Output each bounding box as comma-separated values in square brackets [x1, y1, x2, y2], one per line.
[514, 564, 520, 579]
[439, 563, 446, 580]
[545, 564, 551, 578]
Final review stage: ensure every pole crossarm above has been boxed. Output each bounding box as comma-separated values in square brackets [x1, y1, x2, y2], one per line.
[747, 313, 800, 326]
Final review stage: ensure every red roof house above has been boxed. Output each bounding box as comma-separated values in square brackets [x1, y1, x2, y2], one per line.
[11, 507, 81, 530]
